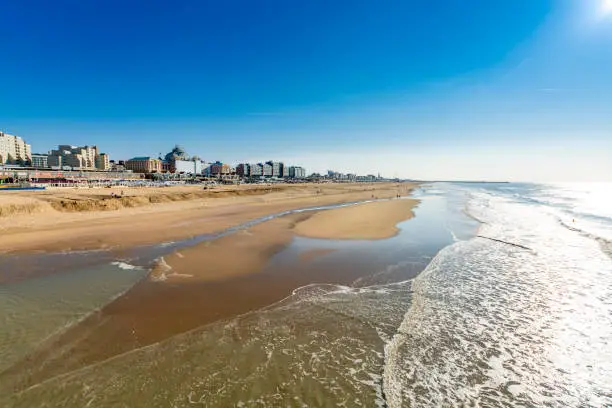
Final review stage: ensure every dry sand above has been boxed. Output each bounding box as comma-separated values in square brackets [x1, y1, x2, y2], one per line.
[0, 183, 415, 254]
[294, 199, 417, 240]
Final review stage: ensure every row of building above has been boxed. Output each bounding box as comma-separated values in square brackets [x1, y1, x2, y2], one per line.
[324, 170, 380, 182]
[1, 131, 390, 184]
[0, 132, 112, 172]
[122, 156, 307, 180]
[118, 145, 309, 180]
[235, 162, 306, 179]
[1, 132, 309, 181]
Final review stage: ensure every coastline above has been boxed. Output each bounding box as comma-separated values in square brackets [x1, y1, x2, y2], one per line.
[0, 182, 415, 254]
[0, 184, 419, 393]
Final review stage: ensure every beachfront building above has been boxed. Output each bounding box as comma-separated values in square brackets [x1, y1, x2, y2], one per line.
[208, 161, 232, 177]
[48, 145, 108, 170]
[47, 154, 62, 168]
[160, 146, 208, 175]
[174, 159, 204, 175]
[124, 157, 162, 173]
[0, 131, 32, 165]
[266, 161, 284, 178]
[236, 163, 249, 177]
[262, 163, 273, 177]
[287, 166, 306, 179]
[109, 160, 126, 172]
[248, 163, 263, 178]
[164, 145, 189, 163]
[325, 170, 352, 181]
[356, 174, 377, 182]
[31, 154, 49, 168]
[95, 153, 110, 170]
[162, 145, 189, 173]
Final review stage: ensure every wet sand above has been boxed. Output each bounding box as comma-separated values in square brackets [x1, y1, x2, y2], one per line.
[294, 198, 417, 240]
[0, 197, 419, 393]
[150, 212, 308, 283]
[0, 183, 415, 254]
[298, 248, 337, 262]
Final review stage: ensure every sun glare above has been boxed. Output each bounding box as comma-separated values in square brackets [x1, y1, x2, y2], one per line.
[602, 0, 612, 14]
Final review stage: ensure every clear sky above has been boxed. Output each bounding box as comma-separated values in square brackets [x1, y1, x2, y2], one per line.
[1, 0, 611, 181]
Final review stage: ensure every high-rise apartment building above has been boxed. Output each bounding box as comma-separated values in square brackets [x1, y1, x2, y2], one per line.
[236, 163, 250, 177]
[248, 163, 263, 177]
[262, 163, 273, 177]
[49, 145, 108, 170]
[266, 161, 283, 178]
[287, 166, 306, 179]
[0, 131, 32, 165]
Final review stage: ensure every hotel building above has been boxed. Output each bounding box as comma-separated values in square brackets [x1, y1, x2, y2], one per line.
[124, 157, 163, 173]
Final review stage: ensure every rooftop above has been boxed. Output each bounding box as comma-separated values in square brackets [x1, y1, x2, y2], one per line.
[129, 156, 158, 161]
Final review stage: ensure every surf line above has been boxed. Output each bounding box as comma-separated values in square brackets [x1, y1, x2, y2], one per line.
[477, 235, 533, 251]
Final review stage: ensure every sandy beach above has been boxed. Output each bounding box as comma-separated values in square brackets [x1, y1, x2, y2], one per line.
[0, 184, 419, 393]
[0, 183, 415, 254]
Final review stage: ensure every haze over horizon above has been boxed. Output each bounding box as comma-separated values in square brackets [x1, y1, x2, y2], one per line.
[1, 0, 611, 182]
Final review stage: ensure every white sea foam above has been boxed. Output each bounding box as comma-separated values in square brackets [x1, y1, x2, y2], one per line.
[110, 261, 142, 271]
[382, 185, 612, 407]
[149, 257, 171, 281]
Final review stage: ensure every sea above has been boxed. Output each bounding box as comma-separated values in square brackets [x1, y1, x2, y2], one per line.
[0, 182, 611, 407]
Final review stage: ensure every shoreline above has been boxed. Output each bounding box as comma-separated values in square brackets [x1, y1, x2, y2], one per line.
[0, 182, 416, 254]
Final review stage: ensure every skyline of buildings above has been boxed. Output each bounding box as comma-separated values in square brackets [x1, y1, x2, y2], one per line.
[0, 130, 390, 182]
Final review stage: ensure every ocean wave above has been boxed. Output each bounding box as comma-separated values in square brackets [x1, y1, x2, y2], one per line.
[382, 185, 612, 407]
[557, 218, 612, 259]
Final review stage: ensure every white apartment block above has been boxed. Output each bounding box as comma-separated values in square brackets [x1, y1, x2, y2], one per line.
[50, 145, 108, 170]
[0, 131, 32, 165]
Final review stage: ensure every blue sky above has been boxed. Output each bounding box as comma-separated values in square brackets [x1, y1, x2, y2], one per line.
[1, 0, 611, 181]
